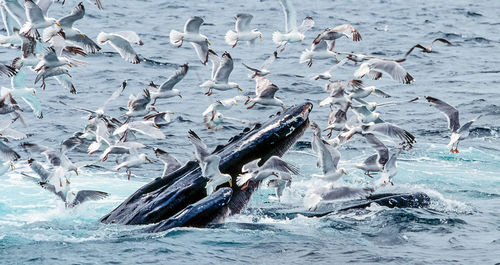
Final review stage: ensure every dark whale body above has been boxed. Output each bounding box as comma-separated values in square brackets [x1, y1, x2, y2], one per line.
[100, 102, 431, 231]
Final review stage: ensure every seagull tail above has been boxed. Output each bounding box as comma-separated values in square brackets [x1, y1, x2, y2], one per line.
[169, 30, 183, 45]
[272, 31, 284, 44]
[299, 49, 313, 64]
[224, 30, 238, 46]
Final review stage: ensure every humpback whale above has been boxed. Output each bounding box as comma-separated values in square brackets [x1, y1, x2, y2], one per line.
[100, 102, 430, 231]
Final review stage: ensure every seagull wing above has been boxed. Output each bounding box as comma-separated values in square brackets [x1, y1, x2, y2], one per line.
[159, 64, 188, 91]
[279, 0, 297, 32]
[188, 130, 210, 162]
[184, 16, 203, 33]
[363, 133, 389, 166]
[214, 52, 234, 83]
[58, 2, 85, 28]
[105, 34, 140, 64]
[114, 31, 142, 45]
[297, 16, 314, 34]
[235, 13, 253, 32]
[425, 96, 460, 132]
[260, 156, 299, 175]
[362, 123, 416, 148]
[70, 190, 109, 207]
[191, 41, 209, 65]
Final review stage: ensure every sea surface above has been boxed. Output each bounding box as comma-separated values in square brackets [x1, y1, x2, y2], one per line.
[1, 0, 499, 264]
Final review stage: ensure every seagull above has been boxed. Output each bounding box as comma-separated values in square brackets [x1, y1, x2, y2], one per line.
[200, 50, 242, 96]
[354, 133, 389, 178]
[236, 155, 299, 190]
[115, 153, 152, 180]
[20, 0, 60, 39]
[225, 13, 263, 48]
[149, 63, 188, 105]
[405, 38, 452, 57]
[1, 71, 42, 118]
[203, 154, 232, 196]
[34, 66, 75, 93]
[353, 97, 420, 112]
[21, 137, 84, 175]
[154, 148, 182, 176]
[312, 24, 362, 50]
[425, 96, 481, 153]
[125, 89, 153, 117]
[33, 47, 73, 73]
[323, 106, 348, 138]
[267, 172, 292, 201]
[0, 119, 28, 140]
[299, 39, 338, 67]
[187, 130, 210, 166]
[272, 0, 314, 51]
[0, 140, 21, 163]
[354, 58, 414, 84]
[23, 171, 109, 208]
[347, 85, 391, 100]
[143, 111, 174, 127]
[57, 2, 101, 54]
[113, 120, 166, 140]
[244, 75, 285, 110]
[310, 121, 347, 182]
[98, 140, 145, 162]
[375, 149, 402, 186]
[350, 105, 384, 124]
[312, 57, 349, 80]
[169, 16, 211, 65]
[0, 92, 24, 122]
[97, 31, 141, 64]
[202, 96, 243, 123]
[242, 51, 277, 78]
[341, 122, 416, 149]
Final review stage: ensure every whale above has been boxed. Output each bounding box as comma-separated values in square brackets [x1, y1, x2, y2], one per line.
[100, 102, 431, 231]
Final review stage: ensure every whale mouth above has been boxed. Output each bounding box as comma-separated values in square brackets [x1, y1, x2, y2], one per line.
[100, 102, 313, 228]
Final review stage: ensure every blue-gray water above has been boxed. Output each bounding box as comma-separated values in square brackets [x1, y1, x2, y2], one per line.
[1, 0, 499, 264]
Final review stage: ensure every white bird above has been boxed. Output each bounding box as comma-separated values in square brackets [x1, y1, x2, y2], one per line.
[341, 122, 416, 149]
[244, 75, 285, 110]
[375, 149, 402, 187]
[236, 156, 299, 189]
[225, 13, 263, 48]
[169, 16, 211, 65]
[347, 85, 391, 100]
[1, 70, 43, 119]
[97, 31, 140, 64]
[312, 57, 349, 80]
[242, 51, 277, 78]
[272, 0, 314, 51]
[154, 148, 182, 177]
[125, 89, 152, 117]
[149, 64, 188, 105]
[23, 170, 109, 208]
[0, 119, 28, 140]
[200, 50, 241, 96]
[57, 2, 101, 54]
[20, 0, 60, 40]
[267, 172, 292, 201]
[113, 120, 165, 140]
[143, 111, 174, 127]
[203, 154, 232, 196]
[353, 97, 419, 112]
[187, 130, 210, 166]
[312, 24, 362, 50]
[354, 58, 414, 84]
[405, 38, 452, 57]
[354, 133, 389, 178]
[425, 96, 481, 153]
[115, 153, 152, 180]
[34, 66, 75, 93]
[202, 96, 243, 123]
[299, 39, 338, 67]
[310, 122, 347, 182]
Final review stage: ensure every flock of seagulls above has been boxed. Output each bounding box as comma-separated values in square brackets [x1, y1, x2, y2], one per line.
[0, 0, 479, 211]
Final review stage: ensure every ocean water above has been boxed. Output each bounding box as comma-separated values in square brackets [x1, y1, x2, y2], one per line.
[1, 0, 499, 264]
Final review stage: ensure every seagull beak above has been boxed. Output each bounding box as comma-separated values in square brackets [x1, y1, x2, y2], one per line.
[237, 86, 243, 92]
[80, 33, 86, 38]
[10, 163, 15, 170]
[228, 181, 233, 188]
[178, 94, 182, 99]
[74, 169, 78, 176]
[154, 125, 160, 129]
[56, 23, 61, 27]
[207, 40, 212, 45]
[343, 169, 347, 175]
[233, 102, 238, 106]
[281, 105, 286, 111]
[272, 172, 280, 178]
[259, 35, 264, 41]
[68, 63, 73, 68]
[146, 156, 152, 163]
